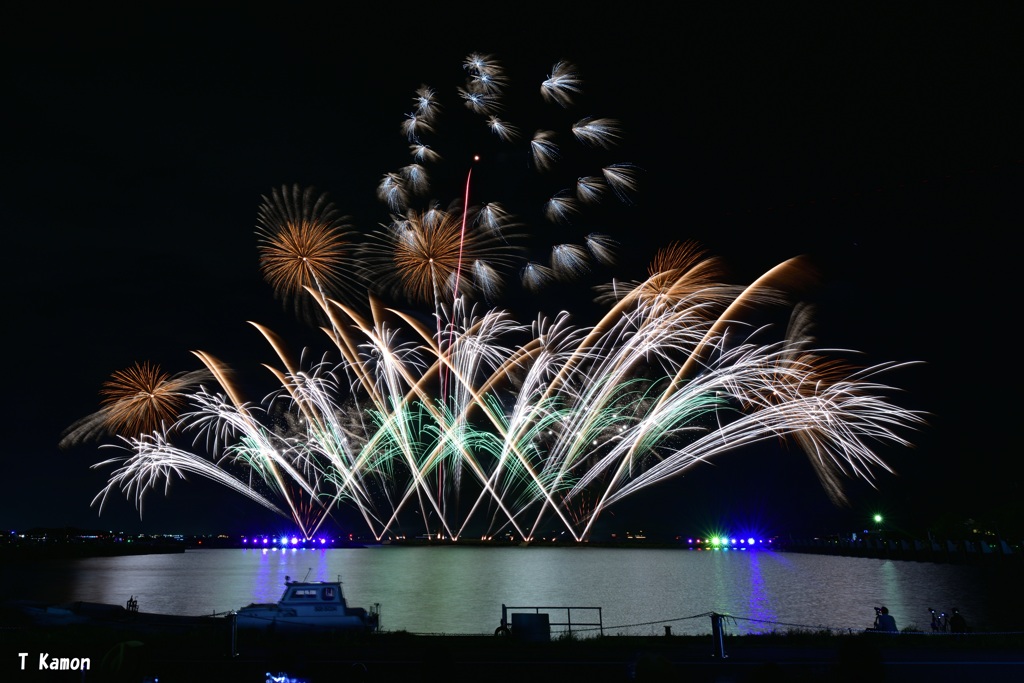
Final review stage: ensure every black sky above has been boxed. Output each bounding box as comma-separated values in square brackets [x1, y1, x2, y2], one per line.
[3, 6, 1020, 538]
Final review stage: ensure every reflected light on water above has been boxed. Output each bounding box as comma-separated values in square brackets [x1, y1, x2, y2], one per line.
[7, 547, 1016, 636]
[745, 550, 774, 627]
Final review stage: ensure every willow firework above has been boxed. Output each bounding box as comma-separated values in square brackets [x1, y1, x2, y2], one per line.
[86, 241, 923, 541]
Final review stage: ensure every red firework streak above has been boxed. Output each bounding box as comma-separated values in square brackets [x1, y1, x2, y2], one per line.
[438, 154, 479, 513]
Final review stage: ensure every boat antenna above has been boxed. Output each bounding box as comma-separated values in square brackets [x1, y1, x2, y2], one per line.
[303, 568, 312, 582]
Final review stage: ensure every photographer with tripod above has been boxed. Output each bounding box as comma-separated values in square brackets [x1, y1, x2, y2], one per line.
[873, 606, 898, 632]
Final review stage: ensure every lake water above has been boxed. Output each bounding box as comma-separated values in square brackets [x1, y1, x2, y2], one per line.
[3, 546, 1018, 636]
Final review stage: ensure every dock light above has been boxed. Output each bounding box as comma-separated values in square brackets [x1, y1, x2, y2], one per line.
[747, 537, 755, 545]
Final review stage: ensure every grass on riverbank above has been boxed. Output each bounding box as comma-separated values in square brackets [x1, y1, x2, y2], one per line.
[5, 609, 1022, 661]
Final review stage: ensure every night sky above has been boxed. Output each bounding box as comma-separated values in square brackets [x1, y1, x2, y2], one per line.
[4, 6, 1020, 539]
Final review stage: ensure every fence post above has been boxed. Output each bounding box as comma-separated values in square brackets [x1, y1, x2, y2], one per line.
[711, 613, 727, 658]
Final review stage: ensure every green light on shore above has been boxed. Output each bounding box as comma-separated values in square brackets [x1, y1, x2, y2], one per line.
[873, 514, 883, 524]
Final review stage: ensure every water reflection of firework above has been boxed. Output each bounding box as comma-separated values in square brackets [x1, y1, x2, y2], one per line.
[70, 54, 925, 541]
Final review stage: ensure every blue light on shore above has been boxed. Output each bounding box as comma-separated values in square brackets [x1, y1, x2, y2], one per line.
[683, 531, 774, 550]
[237, 533, 348, 549]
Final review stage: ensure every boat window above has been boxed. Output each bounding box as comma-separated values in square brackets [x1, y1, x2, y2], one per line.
[322, 587, 335, 600]
[291, 588, 318, 600]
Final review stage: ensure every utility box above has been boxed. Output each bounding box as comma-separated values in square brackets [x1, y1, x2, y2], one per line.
[511, 612, 551, 642]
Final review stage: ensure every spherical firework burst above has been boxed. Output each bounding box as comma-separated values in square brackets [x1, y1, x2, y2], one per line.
[60, 362, 213, 449]
[256, 183, 364, 322]
[360, 206, 525, 307]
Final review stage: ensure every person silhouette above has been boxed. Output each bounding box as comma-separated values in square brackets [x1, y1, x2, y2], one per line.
[874, 606, 898, 632]
[949, 607, 967, 633]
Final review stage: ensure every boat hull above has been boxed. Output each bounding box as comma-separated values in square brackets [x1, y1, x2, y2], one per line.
[232, 578, 379, 632]
[234, 610, 374, 630]
[233, 602, 377, 631]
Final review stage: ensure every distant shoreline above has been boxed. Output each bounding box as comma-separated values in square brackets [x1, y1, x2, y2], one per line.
[6, 525, 1022, 566]
[3, 535, 1021, 567]
[0, 541, 186, 561]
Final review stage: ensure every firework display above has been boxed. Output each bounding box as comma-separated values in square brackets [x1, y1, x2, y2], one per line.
[64, 54, 924, 542]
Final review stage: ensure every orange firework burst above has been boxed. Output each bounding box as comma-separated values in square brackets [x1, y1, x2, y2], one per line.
[256, 184, 363, 321]
[99, 362, 211, 437]
[61, 362, 215, 449]
[361, 207, 524, 306]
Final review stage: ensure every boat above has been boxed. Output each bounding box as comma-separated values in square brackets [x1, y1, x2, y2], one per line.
[232, 575, 379, 632]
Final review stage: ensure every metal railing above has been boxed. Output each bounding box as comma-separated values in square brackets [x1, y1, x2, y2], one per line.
[499, 603, 604, 636]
